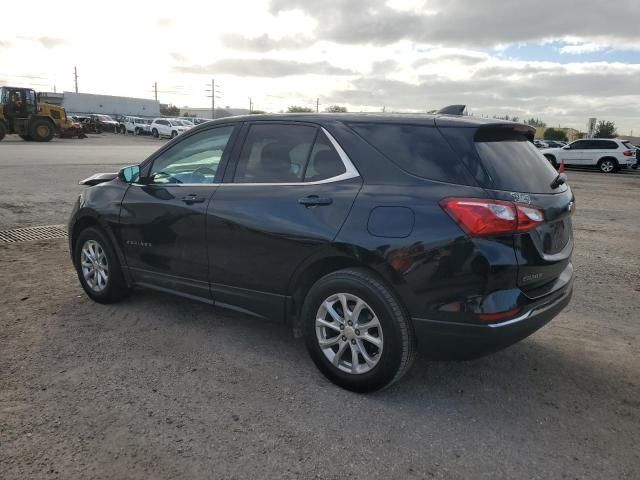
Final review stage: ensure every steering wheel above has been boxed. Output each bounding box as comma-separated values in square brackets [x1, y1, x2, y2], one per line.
[193, 166, 217, 176]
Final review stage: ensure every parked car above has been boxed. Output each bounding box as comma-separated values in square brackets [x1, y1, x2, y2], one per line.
[120, 116, 151, 135]
[182, 116, 210, 125]
[533, 140, 548, 149]
[59, 116, 85, 139]
[541, 138, 636, 173]
[88, 114, 120, 133]
[68, 114, 575, 392]
[149, 118, 188, 138]
[542, 140, 566, 148]
[73, 115, 103, 134]
[177, 119, 195, 129]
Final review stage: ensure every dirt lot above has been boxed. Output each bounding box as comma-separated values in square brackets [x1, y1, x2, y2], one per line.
[1, 136, 639, 479]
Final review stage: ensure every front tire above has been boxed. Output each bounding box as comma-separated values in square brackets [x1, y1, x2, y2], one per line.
[74, 227, 129, 304]
[29, 119, 54, 142]
[302, 268, 415, 392]
[171, 130, 178, 138]
[152, 128, 159, 138]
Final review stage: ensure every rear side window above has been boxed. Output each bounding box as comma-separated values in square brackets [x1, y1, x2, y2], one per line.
[475, 139, 559, 194]
[591, 140, 618, 150]
[234, 123, 318, 183]
[348, 123, 474, 185]
[304, 131, 346, 181]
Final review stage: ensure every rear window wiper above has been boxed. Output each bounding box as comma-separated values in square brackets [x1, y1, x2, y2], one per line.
[550, 173, 567, 189]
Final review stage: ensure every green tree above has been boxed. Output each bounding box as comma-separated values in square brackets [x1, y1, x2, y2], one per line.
[525, 117, 547, 128]
[593, 120, 617, 138]
[325, 105, 347, 113]
[160, 104, 180, 116]
[287, 105, 314, 113]
[544, 128, 568, 142]
[249, 109, 266, 114]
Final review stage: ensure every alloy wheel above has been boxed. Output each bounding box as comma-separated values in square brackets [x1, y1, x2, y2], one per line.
[315, 293, 383, 374]
[80, 239, 109, 292]
[601, 160, 615, 173]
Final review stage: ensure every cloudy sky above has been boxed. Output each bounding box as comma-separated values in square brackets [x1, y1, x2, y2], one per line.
[2, 0, 639, 133]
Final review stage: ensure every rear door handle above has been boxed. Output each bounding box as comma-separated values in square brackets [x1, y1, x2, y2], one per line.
[180, 194, 206, 204]
[298, 195, 333, 207]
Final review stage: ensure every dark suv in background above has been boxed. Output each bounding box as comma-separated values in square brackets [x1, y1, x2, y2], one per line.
[69, 113, 574, 392]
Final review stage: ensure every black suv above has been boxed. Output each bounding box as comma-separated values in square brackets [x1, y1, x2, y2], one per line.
[69, 114, 574, 392]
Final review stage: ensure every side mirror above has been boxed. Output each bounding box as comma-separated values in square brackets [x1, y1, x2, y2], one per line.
[118, 165, 141, 184]
[562, 145, 570, 150]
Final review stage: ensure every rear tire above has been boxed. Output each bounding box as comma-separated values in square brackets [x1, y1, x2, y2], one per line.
[302, 268, 416, 392]
[29, 119, 54, 142]
[152, 128, 159, 138]
[74, 227, 130, 304]
[598, 158, 617, 173]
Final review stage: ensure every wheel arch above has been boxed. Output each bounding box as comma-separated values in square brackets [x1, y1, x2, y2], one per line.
[598, 156, 618, 165]
[286, 250, 400, 335]
[71, 210, 132, 286]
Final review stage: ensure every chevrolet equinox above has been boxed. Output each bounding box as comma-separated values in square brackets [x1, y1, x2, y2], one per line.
[69, 113, 575, 392]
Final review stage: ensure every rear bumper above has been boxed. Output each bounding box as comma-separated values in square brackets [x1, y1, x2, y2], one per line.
[412, 284, 572, 360]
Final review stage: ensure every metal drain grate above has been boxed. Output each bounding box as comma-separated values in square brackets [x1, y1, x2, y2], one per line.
[0, 224, 67, 243]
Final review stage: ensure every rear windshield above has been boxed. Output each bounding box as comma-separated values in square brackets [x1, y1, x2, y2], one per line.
[475, 139, 560, 194]
[348, 123, 475, 185]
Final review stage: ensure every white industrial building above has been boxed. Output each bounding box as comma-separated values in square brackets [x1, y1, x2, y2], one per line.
[37, 91, 161, 117]
[63, 92, 160, 117]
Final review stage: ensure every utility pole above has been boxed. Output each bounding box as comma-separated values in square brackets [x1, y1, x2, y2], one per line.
[316, 97, 319, 113]
[73, 66, 79, 93]
[211, 79, 215, 119]
[205, 78, 221, 120]
[249, 97, 252, 113]
[152, 81, 158, 101]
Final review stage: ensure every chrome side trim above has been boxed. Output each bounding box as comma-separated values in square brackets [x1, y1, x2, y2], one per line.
[132, 127, 360, 188]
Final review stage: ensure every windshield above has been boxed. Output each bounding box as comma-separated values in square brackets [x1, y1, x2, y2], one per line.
[98, 115, 114, 121]
[181, 120, 194, 126]
[170, 121, 182, 127]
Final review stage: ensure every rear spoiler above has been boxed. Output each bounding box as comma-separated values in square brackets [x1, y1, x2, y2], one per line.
[474, 124, 535, 142]
[79, 172, 118, 186]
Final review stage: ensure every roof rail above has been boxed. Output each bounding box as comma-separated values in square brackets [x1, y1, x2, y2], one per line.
[436, 105, 467, 116]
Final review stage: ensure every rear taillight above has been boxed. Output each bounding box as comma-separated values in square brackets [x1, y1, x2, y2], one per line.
[623, 150, 634, 157]
[440, 198, 544, 237]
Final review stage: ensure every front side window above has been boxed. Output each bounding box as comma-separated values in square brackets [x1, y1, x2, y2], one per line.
[570, 140, 589, 150]
[234, 124, 318, 183]
[149, 126, 235, 184]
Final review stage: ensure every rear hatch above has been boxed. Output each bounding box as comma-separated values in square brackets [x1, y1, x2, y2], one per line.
[439, 122, 574, 297]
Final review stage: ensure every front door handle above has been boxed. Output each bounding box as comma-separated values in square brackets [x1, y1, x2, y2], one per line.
[180, 194, 206, 204]
[298, 195, 333, 207]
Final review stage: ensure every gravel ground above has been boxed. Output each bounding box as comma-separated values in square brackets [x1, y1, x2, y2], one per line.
[0, 137, 639, 479]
